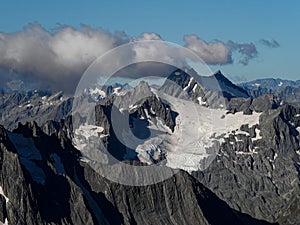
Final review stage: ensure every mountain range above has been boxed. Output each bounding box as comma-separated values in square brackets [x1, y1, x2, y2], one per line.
[240, 78, 300, 104]
[0, 69, 299, 225]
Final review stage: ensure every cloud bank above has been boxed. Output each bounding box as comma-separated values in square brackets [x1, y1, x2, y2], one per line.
[183, 35, 232, 65]
[0, 24, 129, 91]
[0, 23, 261, 91]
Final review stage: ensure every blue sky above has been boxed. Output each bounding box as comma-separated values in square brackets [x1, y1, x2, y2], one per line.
[0, 0, 299, 81]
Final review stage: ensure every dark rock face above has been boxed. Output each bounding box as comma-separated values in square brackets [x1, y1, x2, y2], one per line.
[0, 124, 100, 225]
[82, 164, 276, 225]
[130, 96, 178, 132]
[206, 70, 250, 99]
[160, 68, 205, 100]
[93, 93, 178, 162]
[0, 125, 44, 225]
[0, 71, 299, 225]
[193, 104, 300, 224]
[161, 69, 249, 99]
[159, 69, 249, 109]
[0, 122, 276, 225]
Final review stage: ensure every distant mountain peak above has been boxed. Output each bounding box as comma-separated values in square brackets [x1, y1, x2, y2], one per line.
[206, 70, 250, 98]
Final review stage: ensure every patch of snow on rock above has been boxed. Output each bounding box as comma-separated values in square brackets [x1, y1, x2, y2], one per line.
[89, 87, 106, 98]
[251, 83, 261, 87]
[73, 125, 108, 164]
[183, 77, 194, 91]
[0, 186, 9, 203]
[192, 84, 198, 93]
[152, 91, 261, 172]
[252, 127, 262, 141]
[197, 97, 207, 106]
[0, 218, 8, 225]
[134, 118, 171, 164]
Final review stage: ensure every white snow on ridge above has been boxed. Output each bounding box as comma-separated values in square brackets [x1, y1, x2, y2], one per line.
[38, 93, 66, 108]
[149, 91, 261, 172]
[73, 125, 108, 164]
[252, 127, 262, 141]
[274, 153, 278, 160]
[0, 218, 8, 225]
[71, 90, 261, 173]
[90, 87, 106, 97]
[88, 87, 106, 100]
[113, 86, 121, 93]
[183, 77, 194, 91]
[129, 104, 138, 111]
[0, 186, 9, 224]
[47, 91, 64, 102]
[112, 86, 128, 96]
[296, 126, 300, 143]
[197, 97, 207, 106]
[278, 81, 283, 87]
[134, 118, 171, 164]
[192, 84, 198, 93]
[25, 103, 33, 108]
[74, 125, 104, 136]
[224, 112, 261, 131]
[0, 186, 9, 203]
[224, 112, 261, 140]
[251, 83, 261, 87]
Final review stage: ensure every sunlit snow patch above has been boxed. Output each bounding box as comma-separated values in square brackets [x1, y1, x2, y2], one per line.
[0, 186, 9, 203]
[88, 87, 106, 100]
[141, 91, 261, 172]
[73, 125, 108, 164]
[252, 127, 262, 141]
[0, 186, 9, 224]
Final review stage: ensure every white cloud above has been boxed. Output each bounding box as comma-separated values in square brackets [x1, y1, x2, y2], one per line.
[184, 35, 258, 66]
[0, 24, 125, 91]
[0, 24, 259, 91]
[133, 32, 162, 41]
[184, 35, 232, 65]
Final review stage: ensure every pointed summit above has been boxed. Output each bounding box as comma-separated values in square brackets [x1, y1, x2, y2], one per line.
[201, 70, 250, 99]
[211, 70, 228, 81]
[213, 70, 222, 75]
